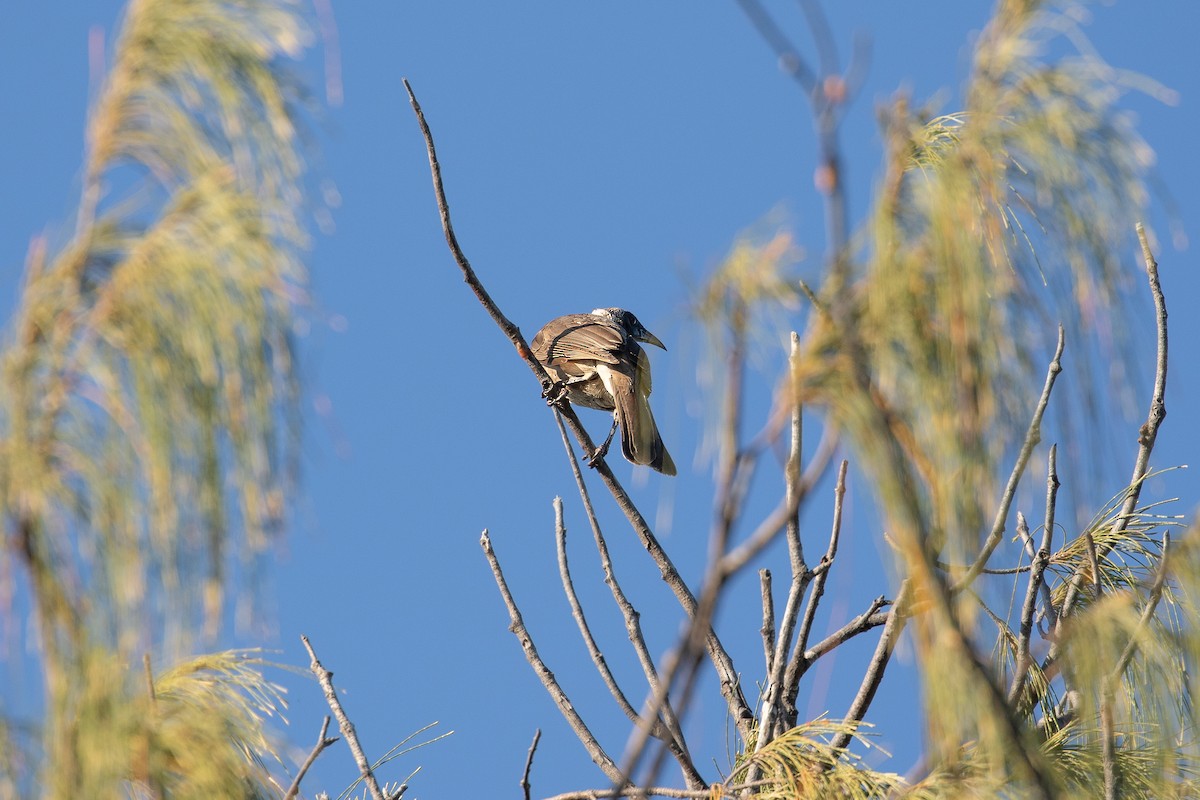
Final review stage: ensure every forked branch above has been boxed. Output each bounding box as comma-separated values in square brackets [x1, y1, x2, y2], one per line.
[404, 77, 753, 739]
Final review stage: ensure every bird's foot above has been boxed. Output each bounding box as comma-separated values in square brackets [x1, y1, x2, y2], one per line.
[542, 380, 568, 406]
[586, 440, 611, 468]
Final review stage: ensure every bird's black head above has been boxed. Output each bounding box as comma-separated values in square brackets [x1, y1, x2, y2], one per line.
[592, 307, 666, 350]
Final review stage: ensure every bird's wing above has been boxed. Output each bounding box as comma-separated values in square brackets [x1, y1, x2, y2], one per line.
[533, 315, 628, 367]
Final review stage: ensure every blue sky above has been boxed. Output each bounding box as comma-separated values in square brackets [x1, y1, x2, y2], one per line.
[3, 2, 1198, 797]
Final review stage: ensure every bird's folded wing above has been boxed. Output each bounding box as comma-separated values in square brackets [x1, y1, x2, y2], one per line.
[541, 318, 627, 366]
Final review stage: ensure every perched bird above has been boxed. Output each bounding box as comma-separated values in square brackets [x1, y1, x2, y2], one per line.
[532, 308, 676, 475]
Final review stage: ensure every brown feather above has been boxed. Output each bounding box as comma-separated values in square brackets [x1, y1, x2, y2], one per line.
[532, 310, 675, 475]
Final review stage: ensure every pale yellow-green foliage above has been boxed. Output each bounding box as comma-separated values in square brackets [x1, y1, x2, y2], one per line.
[692, 225, 803, 458]
[729, 719, 907, 799]
[690, 0, 1197, 797]
[0, 0, 312, 796]
[70, 650, 286, 800]
[856, 0, 1164, 557]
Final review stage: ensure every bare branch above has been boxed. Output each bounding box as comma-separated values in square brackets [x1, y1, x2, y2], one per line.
[404, 78, 752, 738]
[830, 581, 909, 752]
[761, 333, 816, 744]
[284, 716, 339, 800]
[956, 324, 1065, 591]
[785, 331, 808, 578]
[480, 531, 623, 783]
[551, 413, 700, 787]
[798, 0, 840, 78]
[402, 79, 544, 383]
[781, 459, 848, 725]
[1058, 223, 1169, 624]
[555, 496, 641, 724]
[1101, 692, 1117, 800]
[301, 635, 392, 800]
[542, 782, 772, 800]
[759, 569, 776, 675]
[521, 729, 541, 800]
[1008, 445, 1059, 706]
[734, 0, 818, 93]
[803, 596, 890, 664]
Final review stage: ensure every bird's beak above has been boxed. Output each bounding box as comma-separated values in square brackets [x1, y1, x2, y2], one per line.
[639, 330, 666, 351]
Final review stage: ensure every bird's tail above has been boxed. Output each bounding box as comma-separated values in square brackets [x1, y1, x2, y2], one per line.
[616, 389, 676, 476]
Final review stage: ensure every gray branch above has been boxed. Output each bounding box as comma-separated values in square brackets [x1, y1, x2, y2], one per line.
[956, 324, 1064, 591]
[403, 78, 752, 743]
[1007, 445, 1059, 707]
[1056, 224, 1170, 629]
[301, 635, 396, 800]
[480, 530, 623, 783]
[284, 716, 339, 800]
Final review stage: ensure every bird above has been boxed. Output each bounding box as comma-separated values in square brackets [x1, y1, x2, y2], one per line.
[531, 308, 676, 476]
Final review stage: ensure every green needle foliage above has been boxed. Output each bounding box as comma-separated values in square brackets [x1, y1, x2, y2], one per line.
[0, 0, 312, 795]
[772, 0, 1197, 795]
[686, 0, 1196, 797]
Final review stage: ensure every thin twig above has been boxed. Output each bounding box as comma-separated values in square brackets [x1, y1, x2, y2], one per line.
[402, 79, 543, 382]
[481, 530, 623, 782]
[284, 716, 339, 800]
[143, 652, 156, 707]
[521, 728, 541, 800]
[762, 332, 815, 743]
[759, 569, 776, 676]
[956, 325, 1065, 591]
[803, 596, 890, 664]
[552, 413, 700, 787]
[542, 780, 774, 800]
[1084, 529, 1103, 600]
[829, 581, 909, 752]
[555, 496, 642, 724]
[784, 331, 809, 579]
[796, 459, 848, 654]
[937, 561, 1032, 576]
[799, 0, 840, 78]
[733, 0, 818, 93]
[301, 635, 392, 800]
[1100, 691, 1117, 800]
[1058, 223, 1168, 626]
[1008, 446, 1059, 706]
[781, 460, 848, 726]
